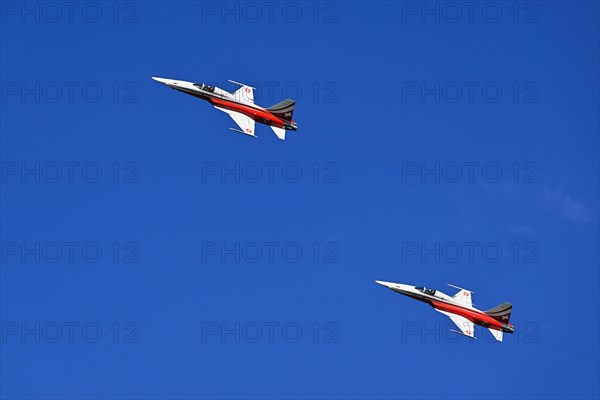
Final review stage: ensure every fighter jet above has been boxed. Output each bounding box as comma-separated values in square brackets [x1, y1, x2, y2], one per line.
[152, 77, 297, 140]
[375, 281, 514, 341]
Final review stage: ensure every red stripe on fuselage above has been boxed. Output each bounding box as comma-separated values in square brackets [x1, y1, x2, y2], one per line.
[209, 97, 285, 128]
[431, 300, 504, 330]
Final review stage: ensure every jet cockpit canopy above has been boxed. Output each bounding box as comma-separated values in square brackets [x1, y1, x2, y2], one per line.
[415, 287, 436, 296]
[194, 83, 215, 92]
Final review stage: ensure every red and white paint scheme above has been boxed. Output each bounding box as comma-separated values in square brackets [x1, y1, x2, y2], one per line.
[152, 77, 297, 140]
[375, 281, 514, 341]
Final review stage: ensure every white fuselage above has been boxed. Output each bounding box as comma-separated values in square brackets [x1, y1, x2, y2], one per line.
[375, 281, 477, 311]
[151, 77, 262, 110]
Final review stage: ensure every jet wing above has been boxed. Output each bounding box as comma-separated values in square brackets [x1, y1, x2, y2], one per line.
[214, 106, 255, 137]
[436, 309, 475, 338]
[451, 288, 473, 309]
[232, 84, 254, 104]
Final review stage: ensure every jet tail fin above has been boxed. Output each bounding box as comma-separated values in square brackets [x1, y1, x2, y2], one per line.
[485, 302, 512, 324]
[267, 99, 295, 122]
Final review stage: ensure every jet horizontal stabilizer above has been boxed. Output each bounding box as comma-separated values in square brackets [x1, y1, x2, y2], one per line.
[488, 328, 503, 342]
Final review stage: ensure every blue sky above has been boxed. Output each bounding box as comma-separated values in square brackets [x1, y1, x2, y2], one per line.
[1, 1, 598, 398]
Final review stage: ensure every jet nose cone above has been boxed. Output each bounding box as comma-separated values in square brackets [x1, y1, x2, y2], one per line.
[152, 76, 167, 83]
[152, 77, 177, 86]
[375, 280, 395, 289]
